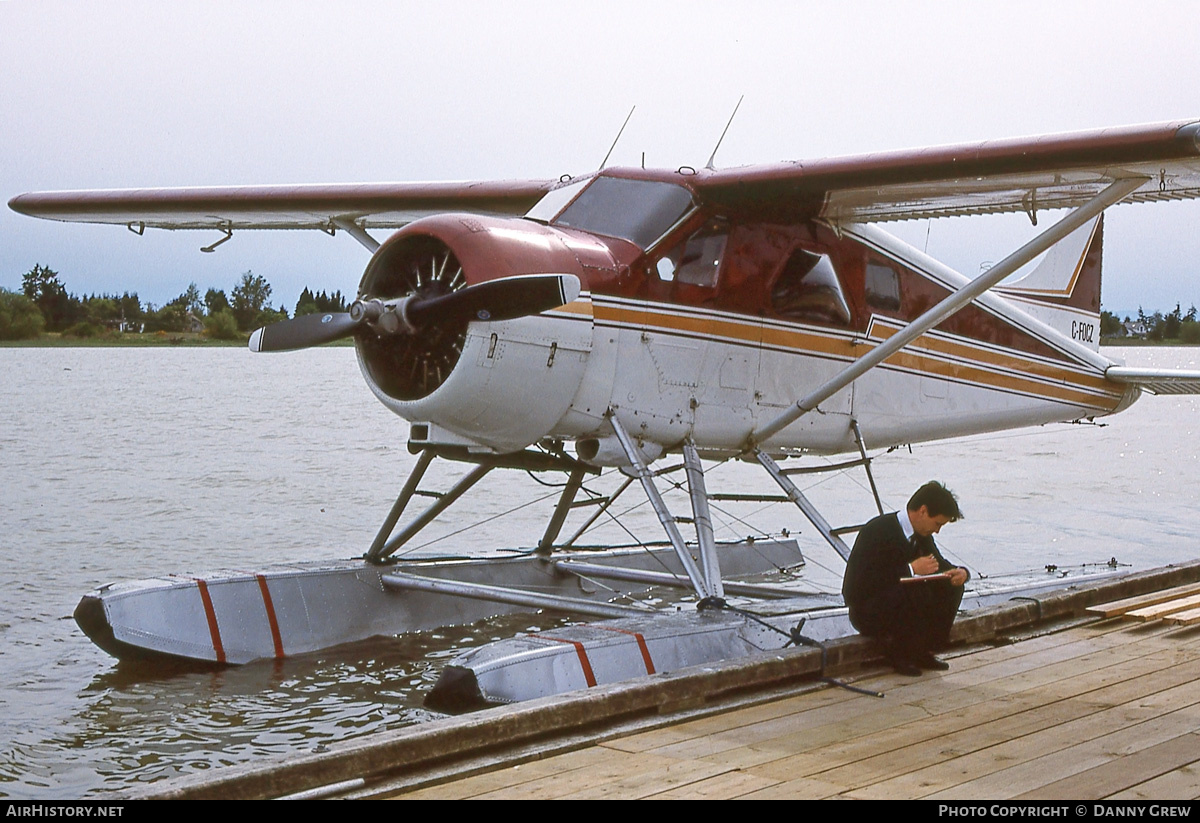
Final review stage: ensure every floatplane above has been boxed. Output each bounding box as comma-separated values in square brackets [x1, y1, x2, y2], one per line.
[12, 118, 1200, 709]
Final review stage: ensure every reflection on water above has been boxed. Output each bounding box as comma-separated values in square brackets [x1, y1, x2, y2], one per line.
[0, 346, 1197, 797]
[6, 612, 574, 797]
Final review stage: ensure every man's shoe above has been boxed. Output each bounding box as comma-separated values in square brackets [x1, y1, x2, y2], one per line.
[913, 652, 950, 671]
[887, 653, 923, 677]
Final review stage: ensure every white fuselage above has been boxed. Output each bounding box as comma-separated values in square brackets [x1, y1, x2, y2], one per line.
[359, 287, 1135, 460]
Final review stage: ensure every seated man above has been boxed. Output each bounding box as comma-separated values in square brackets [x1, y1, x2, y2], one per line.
[841, 481, 970, 676]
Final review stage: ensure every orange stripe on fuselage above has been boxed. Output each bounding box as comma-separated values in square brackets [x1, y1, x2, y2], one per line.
[590, 299, 1123, 411]
[867, 319, 1113, 391]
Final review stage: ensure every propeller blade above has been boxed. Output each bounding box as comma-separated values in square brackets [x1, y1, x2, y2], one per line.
[248, 311, 359, 352]
[406, 273, 581, 327]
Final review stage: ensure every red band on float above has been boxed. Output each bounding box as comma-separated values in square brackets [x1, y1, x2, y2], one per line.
[591, 626, 656, 674]
[256, 575, 285, 659]
[537, 635, 597, 687]
[195, 579, 225, 664]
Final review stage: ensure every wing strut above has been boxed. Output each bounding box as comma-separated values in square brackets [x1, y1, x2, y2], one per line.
[748, 176, 1146, 448]
[331, 217, 380, 252]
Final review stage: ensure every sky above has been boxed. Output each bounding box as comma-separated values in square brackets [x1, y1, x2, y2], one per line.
[2, 0, 1199, 317]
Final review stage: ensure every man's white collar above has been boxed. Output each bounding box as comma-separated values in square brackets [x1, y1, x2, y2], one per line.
[897, 509, 916, 541]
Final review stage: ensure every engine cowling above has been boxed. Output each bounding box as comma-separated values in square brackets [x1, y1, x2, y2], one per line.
[354, 214, 612, 452]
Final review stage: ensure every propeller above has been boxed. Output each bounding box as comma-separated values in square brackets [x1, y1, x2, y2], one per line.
[248, 272, 581, 354]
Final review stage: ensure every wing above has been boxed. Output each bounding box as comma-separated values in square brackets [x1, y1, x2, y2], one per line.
[696, 120, 1200, 222]
[1105, 367, 1200, 395]
[7, 179, 556, 231]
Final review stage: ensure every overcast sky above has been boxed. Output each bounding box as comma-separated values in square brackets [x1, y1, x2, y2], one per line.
[3, 0, 1199, 316]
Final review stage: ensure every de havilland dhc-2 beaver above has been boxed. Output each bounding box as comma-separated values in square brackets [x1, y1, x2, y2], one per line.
[11, 118, 1200, 708]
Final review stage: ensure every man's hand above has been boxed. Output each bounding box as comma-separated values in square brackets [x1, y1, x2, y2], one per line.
[910, 555, 940, 576]
[947, 567, 969, 586]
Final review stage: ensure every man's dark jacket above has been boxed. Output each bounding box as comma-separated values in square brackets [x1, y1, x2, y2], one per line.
[841, 511, 961, 640]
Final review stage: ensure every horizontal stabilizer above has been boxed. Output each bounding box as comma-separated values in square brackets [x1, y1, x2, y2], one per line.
[1106, 366, 1200, 395]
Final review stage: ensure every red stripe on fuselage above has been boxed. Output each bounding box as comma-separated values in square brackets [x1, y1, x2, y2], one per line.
[194, 579, 225, 664]
[256, 574, 285, 659]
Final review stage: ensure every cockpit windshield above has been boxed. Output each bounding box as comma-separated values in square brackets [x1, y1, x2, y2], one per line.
[546, 177, 694, 249]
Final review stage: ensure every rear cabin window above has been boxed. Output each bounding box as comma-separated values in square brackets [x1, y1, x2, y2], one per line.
[865, 261, 901, 312]
[771, 249, 852, 326]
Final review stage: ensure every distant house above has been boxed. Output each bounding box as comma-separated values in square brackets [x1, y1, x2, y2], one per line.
[185, 311, 205, 333]
[102, 313, 143, 334]
[1123, 320, 1149, 338]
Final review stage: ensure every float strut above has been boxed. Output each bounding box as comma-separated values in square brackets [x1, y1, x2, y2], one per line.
[366, 450, 435, 563]
[537, 467, 587, 555]
[756, 449, 853, 561]
[376, 461, 495, 560]
[607, 411, 710, 598]
[559, 475, 636, 550]
[380, 572, 648, 619]
[851, 419, 885, 516]
[682, 439, 723, 598]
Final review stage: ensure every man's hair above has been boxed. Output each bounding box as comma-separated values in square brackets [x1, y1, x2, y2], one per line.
[907, 481, 963, 521]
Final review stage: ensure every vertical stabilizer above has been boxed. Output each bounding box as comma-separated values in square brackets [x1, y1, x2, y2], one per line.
[995, 214, 1104, 350]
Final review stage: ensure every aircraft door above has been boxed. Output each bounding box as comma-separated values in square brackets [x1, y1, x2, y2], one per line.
[756, 246, 855, 453]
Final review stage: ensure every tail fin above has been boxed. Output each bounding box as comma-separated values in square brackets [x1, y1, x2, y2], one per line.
[995, 214, 1103, 350]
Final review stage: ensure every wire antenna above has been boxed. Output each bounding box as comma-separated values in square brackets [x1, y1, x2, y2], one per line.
[705, 95, 744, 171]
[600, 106, 636, 169]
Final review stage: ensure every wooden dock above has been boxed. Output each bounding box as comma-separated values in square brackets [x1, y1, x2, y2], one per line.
[140, 561, 1200, 800]
[392, 616, 1200, 800]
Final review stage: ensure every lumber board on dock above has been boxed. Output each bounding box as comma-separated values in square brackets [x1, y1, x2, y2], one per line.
[1125, 592, 1200, 621]
[1085, 581, 1200, 617]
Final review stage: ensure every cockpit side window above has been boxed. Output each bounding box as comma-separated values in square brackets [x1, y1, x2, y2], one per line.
[771, 249, 852, 326]
[655, 218, 728, 287]
[525, 178, 591, 223]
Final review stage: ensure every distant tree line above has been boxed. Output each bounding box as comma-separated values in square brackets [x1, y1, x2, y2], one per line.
[0, 264, 347, 341]
[1102, 304, 1200, 343]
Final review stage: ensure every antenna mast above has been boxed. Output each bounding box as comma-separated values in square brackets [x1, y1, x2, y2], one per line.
[705, 96, 744, 171]
[599, 106, 636, 169]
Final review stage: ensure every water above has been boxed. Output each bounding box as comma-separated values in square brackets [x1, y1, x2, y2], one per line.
[0, 345, 1197, 797]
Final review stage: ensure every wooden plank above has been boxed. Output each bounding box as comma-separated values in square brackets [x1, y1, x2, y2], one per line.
[1109, 763, 1200, 800]
[840, 655, 1200, 799]
[676, 629, 1192, 786]
[557, 758, 734, 800]
[1126, 593, 1200, 621]
[1165, 605, 1200, 626]
[1086, 582, 1200, 617]
[753, 636, 1190, 770]
[1016, 733, 1200, 799]
[922, 703, 1200, 800]
[643, 769, 782, 800]
[393, 747, 614, 799]
[750, 654, 1200, 789]
[470, 751, 685, 800]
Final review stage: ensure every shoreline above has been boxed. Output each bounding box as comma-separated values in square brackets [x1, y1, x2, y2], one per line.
[0, 332, 354, 347]
[0, 334, 1191, 349]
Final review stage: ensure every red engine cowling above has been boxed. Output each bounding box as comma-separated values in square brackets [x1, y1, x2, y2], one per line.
[353, 214, 622, 452]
